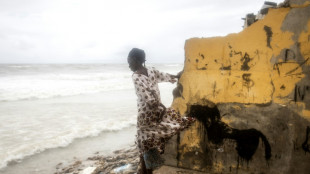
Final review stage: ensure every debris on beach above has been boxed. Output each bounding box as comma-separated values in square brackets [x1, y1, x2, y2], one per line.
[54, 146, 139, 174]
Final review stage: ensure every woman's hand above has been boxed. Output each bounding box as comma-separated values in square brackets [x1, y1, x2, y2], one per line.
[170, 79, 177, 84]
[169, 74, 179, 84]
[159, 103, 166, 111]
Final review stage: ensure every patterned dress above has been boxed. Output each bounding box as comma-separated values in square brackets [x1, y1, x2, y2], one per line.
[132, 67, 195, 155]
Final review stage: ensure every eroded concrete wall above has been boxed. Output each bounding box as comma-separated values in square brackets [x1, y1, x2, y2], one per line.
[165, 0, 310, 173]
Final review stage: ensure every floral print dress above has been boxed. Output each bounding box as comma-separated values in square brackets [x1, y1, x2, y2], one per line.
[132, 67, 195, 155]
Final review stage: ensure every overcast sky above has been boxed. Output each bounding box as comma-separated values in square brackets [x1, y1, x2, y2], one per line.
[0, 0, 283, 64]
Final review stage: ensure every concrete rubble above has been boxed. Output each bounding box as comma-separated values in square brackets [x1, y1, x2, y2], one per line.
[54, 145, 212, 174]
[54, 145, 139, 174]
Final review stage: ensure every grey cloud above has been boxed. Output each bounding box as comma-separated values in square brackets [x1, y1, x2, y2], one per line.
[0, 0, 284, 64]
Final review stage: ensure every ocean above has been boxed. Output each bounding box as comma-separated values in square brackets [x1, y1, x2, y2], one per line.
[0, 64, 183, 174]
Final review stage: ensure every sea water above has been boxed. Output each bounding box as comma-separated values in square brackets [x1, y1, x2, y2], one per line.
[0, 64, 183, 173]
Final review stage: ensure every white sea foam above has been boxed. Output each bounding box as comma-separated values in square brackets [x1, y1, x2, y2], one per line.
[0, 114, 137, 170]
[164, 64, 182, 67]
[7, 65, 32, 68]
[0, 72, 133, 101]
[0, 64, 183, 102]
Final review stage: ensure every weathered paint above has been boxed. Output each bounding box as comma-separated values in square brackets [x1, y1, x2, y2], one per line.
[173, 7, 302, 110]
[299, 20, 310, 65]
[289, 0, 310, 7]
[166, 0, 310, 173]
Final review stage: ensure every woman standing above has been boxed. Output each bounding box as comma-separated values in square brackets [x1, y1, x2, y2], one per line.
[127, 48, 195, 174]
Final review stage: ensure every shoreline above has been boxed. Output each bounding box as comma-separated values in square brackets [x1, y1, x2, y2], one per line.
[55, 145, 139, 174]
[0, 126, 136, 174]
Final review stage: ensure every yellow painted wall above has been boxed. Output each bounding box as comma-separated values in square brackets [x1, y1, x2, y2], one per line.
[171, 1, 310, 171]
[173, 6, 310, 120]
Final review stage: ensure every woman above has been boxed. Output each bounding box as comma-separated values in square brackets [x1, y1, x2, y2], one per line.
[127, 48, 195, 174]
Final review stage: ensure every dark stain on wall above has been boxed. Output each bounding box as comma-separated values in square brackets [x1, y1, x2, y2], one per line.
[302, 126, 310, 153]
[220, 65, 231, 70]
[199, 53, 205, 59]
[195, 54, 209, 70]
[285, 49, 296, 61]
[173, 83, 184, 99]
[188, 105, 272, 162]
[280, 85, 286, 90]
[294, 85, 310, 102]
[212, 82, 217, 97]
[196, 64, 208, 70]
[285, 57, 309, 76]
[241, 52, 252, 71]
[196, 67, 207, 70]
[264, 25, 273, 49]
[273, 62, 281, 75]
[234, 51, 243, 56]
[227, 44, 257, 71]
[273, 57, 309, 76]
[232, 82, 236, 87]
[242, 73, 254, 89]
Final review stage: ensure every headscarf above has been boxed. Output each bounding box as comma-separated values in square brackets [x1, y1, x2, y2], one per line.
[128, 48, 146, 65]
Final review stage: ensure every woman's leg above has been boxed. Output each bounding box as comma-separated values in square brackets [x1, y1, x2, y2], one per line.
[139, 155, 153, 174]
[146, 169, 153, 174]
[143, 148, 164, 174]
[140, 155, 153, 174]
[139, 155, 147, 174]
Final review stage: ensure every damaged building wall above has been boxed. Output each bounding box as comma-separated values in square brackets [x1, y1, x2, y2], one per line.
[164, 0, 310, 173]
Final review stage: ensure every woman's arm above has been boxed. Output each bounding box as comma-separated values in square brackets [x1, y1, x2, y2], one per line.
[152, 68, 177, 83]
